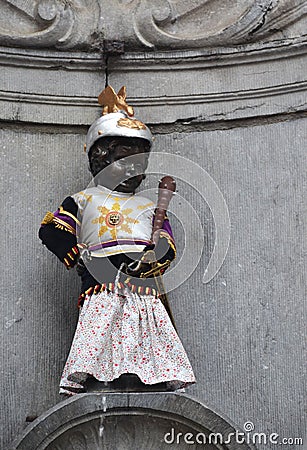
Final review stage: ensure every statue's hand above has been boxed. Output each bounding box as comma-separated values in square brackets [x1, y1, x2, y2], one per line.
[125, 248, 171, 278]
[125, 258, 153, 278]
[125, 248, 158, 278]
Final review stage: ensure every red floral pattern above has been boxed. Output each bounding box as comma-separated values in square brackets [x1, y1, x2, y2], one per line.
[60, 289, 195, 394]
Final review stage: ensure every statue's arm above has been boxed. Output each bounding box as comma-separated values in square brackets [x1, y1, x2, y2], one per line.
[127, 215, 176, 278]
[38, 196, 80, 269]
[154, 216, 176, 266]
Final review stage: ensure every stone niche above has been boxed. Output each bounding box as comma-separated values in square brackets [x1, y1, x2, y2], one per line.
[12, 393, 256, 450]
[0, 1, 306, 450]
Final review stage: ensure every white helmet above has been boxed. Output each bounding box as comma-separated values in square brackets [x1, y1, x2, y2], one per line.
[85, 86, 153, 154]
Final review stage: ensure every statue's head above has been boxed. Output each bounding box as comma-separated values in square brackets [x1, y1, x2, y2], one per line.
[85, 86, 153, 193]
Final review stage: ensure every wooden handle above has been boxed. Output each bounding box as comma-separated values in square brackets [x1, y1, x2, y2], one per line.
[151, 176, 176, 245]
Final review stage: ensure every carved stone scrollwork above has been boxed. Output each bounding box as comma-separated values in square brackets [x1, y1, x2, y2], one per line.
[132, 0, 307, 49]
[0, 0, 306, 50]
[0, 0, 100, 49]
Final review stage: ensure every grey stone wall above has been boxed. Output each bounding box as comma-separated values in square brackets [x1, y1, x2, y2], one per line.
[0, 1, 306, 448]
[2, 117, 305, 449]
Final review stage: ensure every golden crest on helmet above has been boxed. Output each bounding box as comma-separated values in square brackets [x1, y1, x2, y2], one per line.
[98, 86, 134, 117]
[117, 118, 147, 130]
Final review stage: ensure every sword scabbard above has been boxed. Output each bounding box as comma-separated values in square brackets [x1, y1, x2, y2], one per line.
[142, 250, 177, 331]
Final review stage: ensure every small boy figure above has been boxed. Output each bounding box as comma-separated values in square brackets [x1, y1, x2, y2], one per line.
[39, 86, 195, 395]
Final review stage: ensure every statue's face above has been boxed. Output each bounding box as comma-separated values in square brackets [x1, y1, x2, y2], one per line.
[89, 137, 150, 193]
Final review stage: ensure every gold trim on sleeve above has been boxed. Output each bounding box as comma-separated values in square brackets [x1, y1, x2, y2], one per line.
[59, 206, 81, 226]
[159, 231, 177, 259]
[41, 211, 54, 225]
[53, 218, 76, 235]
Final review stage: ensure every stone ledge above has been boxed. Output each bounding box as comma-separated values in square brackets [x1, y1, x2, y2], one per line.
[0, 38, 306, 125]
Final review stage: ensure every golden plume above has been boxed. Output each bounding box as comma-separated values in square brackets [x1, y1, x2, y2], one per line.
[98, 86, 134, 117]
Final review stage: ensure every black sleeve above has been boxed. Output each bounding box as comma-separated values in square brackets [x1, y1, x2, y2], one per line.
[39, 224, 77, 261]
[39, 196, 79, 268]
[61, 196, 78, 216]
[152, 236, 174, 264]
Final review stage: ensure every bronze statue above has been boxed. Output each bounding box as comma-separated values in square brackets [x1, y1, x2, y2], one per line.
[39, 86, 195, 395]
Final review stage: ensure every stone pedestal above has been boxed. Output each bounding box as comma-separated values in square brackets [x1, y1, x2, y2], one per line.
[12, 393, 256, 450]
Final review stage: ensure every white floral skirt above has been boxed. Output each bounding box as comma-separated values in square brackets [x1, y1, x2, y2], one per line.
[60, 288, 195, 394]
